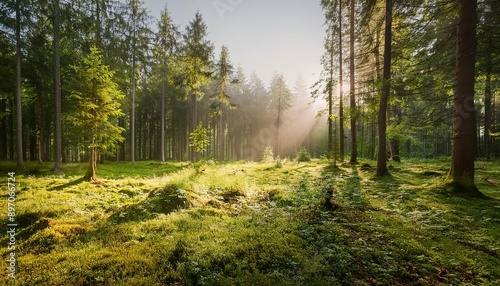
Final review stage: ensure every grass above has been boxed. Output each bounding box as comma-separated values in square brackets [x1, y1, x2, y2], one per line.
[1, 159, 499, 285]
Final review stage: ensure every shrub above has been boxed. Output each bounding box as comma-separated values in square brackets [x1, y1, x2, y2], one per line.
[274, 156, 283, 168]
[262, 146, 274, 163]
[295, 147, 312, 162]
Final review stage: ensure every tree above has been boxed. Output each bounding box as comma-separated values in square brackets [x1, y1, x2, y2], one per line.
[349, 0, 358, 164]
[53, 0, 62, 171]
[212, 45, 236, 161]
[448, 0, 478, 191]
[154, 5, 179, 162]
[179, 12, 214, 161]
[15, 0, 24, 170]
[269, 73, 292, 157]
[69, 47, 125, 182]
[376, 0, 392, 177]
[319, 0, 343, 161]
[123, 0, 151, 164]
[338, 0, 345, 161]
[189, 122, 209, 156]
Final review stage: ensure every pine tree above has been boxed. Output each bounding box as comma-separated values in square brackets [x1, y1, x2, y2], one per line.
[15, 0, 24, 170]
[212, 45, 236, 161]
[53, 0, 62, 171]
[69, 47, 125, 182]
[269, 73, 292, 157]
[178, 12, 214, 161]
[154, 5, 180, 162]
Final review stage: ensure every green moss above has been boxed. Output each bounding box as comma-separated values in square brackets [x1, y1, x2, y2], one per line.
[1, 159, 499, 285]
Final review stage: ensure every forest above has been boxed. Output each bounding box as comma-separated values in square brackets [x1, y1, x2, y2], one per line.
[1, 0, 500, 285]
[0, 0, 499, 176]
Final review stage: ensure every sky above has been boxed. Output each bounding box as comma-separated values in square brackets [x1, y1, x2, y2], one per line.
[142, 0, 325, 89]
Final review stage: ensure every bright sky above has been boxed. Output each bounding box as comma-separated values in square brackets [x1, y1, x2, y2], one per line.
[142, 0, 325, 89]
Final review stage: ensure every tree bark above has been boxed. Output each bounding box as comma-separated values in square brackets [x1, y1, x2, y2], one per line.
[483, 37, 493, 159]
[161, 80, 166, 162]
[328, 35, 333, 160]
[35, 79, 44, 164]
[15, 0, 25, 171]
[448, 0, 478, 191]
[376, 0, 392, 177]
[339, 0, 345, 162]
[349, 0, 357, 164]
[54, 0, 62, 171]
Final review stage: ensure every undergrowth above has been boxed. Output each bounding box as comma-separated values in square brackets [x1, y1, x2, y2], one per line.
[0, 159, 499, 285]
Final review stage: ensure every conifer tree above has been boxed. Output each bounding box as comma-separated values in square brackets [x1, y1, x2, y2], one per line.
[212, 45, 236, 160]
[269, 73, 292, 157]
[70, 47, 125, 182]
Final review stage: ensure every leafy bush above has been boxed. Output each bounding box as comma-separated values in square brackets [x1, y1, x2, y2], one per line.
[295, 147, 312, 162]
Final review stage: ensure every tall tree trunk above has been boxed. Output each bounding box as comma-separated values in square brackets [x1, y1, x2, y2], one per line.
[35, 80, 44, 164]
[15, 0, 25, 171]
[54, 0, 62, 171]
[130, 1, 137, 164]
[376, 0, 392, 177]
[190, 94, 198, 161]
[349, 0, 357, 164]
[339, 0, 345, 161]
[218, 107, 225, 161]
[483, 40, 492, 159]
[371, 29, 381, 161]
[389, 102, 401, 161]
[131, 56, 136, 163]
[448, 0, 478, 191]
[85, 139, 97, 181]
[328, 36, 334, 160]
[161, 80, 166, 162]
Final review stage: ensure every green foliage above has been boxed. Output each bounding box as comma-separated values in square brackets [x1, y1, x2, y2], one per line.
[295, 147, 312, 162]
[189, 123, 209, 155]
[68, 46, 125, 155]
[176, 12, 214, 99]
[262, 146, 274, 163]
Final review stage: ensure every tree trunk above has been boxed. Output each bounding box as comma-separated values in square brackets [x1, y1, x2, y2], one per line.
[328, 36, 333, 160]
[339, 0, 345, 162]
[389, 102, 401, 161]
[161, 80, 166, 162]
[85, 144, 97, 181]
[190, 94, 198, 161]
[131, 64, 136, 164]
[15, 0, 25, 171]
[35, 79, 44, 164]
[349, 0, 357, 164]
[218, 107, 225, 161]
[54, 0, 62, 171]
[448, 0, 478, 191]
[483, 41, 492, 159]
[376, 0, 392, 177]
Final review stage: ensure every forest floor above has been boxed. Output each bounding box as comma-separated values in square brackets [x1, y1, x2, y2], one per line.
[0, 158, 499, 285]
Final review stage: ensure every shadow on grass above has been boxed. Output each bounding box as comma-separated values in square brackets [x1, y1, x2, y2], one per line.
[342, 165, 371, 209]
[50, 177, 86, 191]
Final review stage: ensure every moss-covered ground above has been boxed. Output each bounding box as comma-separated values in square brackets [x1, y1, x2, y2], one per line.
[1, 159, 499, 285]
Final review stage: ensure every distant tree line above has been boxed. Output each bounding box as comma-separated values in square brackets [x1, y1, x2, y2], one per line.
[0, 0, 499, 185]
